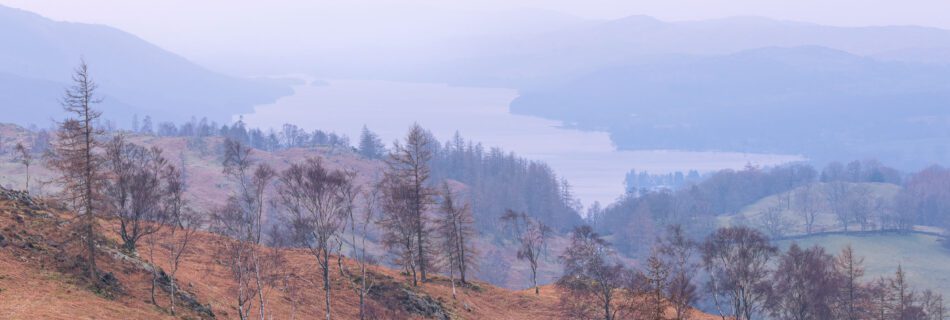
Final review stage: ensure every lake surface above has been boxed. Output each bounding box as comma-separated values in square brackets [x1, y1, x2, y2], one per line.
[241, 79, 804, 207]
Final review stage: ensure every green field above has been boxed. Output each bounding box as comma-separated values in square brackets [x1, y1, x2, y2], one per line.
[777, 233, 950, 297]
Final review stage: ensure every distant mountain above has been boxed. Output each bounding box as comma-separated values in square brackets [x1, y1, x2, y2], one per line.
[417, 15, 950, 88]
[510, 46, 950, 168]
[0, 5, 292, 126]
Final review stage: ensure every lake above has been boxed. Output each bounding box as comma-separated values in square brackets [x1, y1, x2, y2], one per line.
[240, 79, 804, 207]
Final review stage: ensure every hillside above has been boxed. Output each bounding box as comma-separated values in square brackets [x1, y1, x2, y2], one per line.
[0, 5, 292, 125]
[0, 123, 569, 290]
[0, 185, 726, 319]
[0, 187, 566, 319]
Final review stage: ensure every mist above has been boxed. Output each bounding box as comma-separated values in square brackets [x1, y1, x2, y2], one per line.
[5, 1, 950, 319]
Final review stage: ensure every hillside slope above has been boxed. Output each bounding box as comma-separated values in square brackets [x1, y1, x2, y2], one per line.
[0, 187, 567, 319]
[0, 123, 569, 290]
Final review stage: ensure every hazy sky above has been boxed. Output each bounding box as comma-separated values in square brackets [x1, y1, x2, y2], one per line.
[5, 0, 950, 74]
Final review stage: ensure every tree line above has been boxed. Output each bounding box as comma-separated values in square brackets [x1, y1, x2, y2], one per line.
[550, 224, 945, 320]
[114, 111, 583, 237]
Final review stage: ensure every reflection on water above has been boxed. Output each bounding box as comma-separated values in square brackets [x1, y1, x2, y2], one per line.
[241, 79, 804, 206]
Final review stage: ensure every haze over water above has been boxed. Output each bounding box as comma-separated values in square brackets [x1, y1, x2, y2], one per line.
[241, 79, 804, 207]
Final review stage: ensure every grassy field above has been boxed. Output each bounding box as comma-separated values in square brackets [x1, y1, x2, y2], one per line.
[776, 232, 950, 297]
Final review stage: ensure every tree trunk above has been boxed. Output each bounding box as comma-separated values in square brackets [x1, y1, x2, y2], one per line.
[457, 222, 467, 284]
[169, 276, 177, 315]
[150, 268, 157, 305]
[416, 216, 426, 283]
[323, 249, 332, 320]
[532, 263, 539, 295]
[254, 256, 266, 320]
[450, 267, 457, 300]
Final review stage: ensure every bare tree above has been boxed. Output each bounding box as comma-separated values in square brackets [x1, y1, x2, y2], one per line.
[436, 182, 477, 298]
[48, 59, 105, 284]
[377, 174, 422, 285]
[164, 155, 187, 229]
[758, 205, 791, 238]
[345, 183, 381, 320]
[656, 225, 699, 320]
[701, 226, 777, 320]
[165, 209, 202, 315]
[769, 244, 840, 320]
[920, 290, 946, 320]
[870, 276, 895, 320]
[211, 138, 275, 320]
[386, 123, 435, 284]
[826, 181, 852, 232]
[557, 225, 640, 320]
[835, 245, 866, 320]
[793, 184, 823, 234]
[891, 265, 919, 319]
[13, 142, 32, 192]
[847, 185, 874, 231]
[103, 135, 170, 254]
[210, 199, 259, 320]
[276, 158, 352, 320]
[501, 209, 550, 295]
[643, 250, 671, 320]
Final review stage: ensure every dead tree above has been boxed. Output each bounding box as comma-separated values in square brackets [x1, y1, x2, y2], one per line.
[13, 142, 32, 192]
[385, 123, 435, 284]
[103, 135, 170, 254]
[276, 158, 352, 320]
[48, 59, 105, 284]
[436, 182, 477, 298]
[502, 209, 550, 295]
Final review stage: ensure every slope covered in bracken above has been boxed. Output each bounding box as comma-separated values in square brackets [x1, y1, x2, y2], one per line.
[0, 187, 567, 319]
